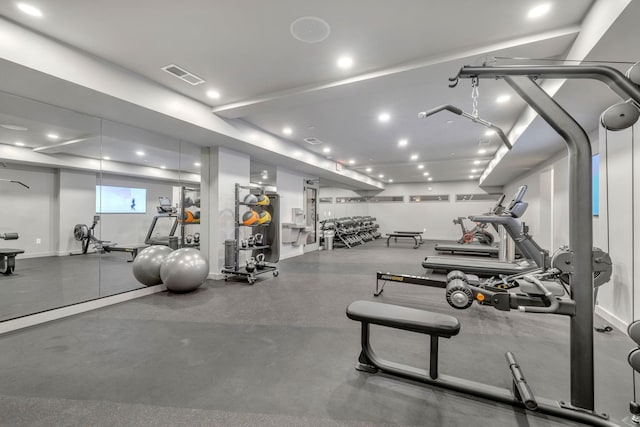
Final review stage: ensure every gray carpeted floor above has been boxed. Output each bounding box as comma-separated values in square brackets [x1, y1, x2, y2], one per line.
[0, 240, 634, 426]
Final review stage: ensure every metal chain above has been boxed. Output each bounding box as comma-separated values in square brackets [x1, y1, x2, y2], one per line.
[471, 77, 479, 118]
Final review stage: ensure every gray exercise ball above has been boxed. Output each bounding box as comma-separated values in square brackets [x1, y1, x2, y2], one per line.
[160, 247, 209, 293]
[132, 245, 174, 286]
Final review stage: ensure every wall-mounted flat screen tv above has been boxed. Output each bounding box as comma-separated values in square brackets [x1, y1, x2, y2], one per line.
[96, 185, 147, 214]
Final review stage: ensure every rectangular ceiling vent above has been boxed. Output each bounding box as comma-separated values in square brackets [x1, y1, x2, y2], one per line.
[477, 139, 492, 147]
[161, 64, 205, 86]
[304, 137, 323, 145]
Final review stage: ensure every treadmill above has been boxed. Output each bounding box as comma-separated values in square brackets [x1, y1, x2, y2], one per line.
[422, 186, 549, 276]
[145, 197, 179, 246]
[434, 194, 506, 256]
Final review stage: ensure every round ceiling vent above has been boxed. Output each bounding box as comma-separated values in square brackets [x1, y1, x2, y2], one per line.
[290, 16, 331, 43]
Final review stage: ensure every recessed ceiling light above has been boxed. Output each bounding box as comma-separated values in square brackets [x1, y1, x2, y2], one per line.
[473, 160, 481, 165]
[102, 156, 110, 160]
[16, 2, 42, 17]
[471, 169, 478, 173]
[388, 179, 394, 183]
[418, 164, 424, 169]
[423, 172, 429, 176]
[46, 133, 59, 140]
[449, 152, 455, 156]
[427, 177, 433, 181]
[194, 162, 201, 167]
[446, 120, 453, 124]
[469, 175, 475, 179]
[206, 89, 221, 99]
[485, 130, 497, 136]
[496, 94, 511, 103]
[410, 154, 418, 161]
[14, 141, 25, 146]
[283, 127, 293, 135]
[136, 150, 145, 156]
[348, 159, 355, 165]
[322, 147, 331, 153]
[258, 181, 263, 185]
[378, 174, 384, 178]
[337, 56, 353, 69]
[398, 138, 408, 147]
[478, 148, 487, 154]
[366, 167, 372, 172]
[528, 3, 551, 19]
[160, 165, 166, 169]
[0, 124, 28, 131]
[378, 112, 391, 123]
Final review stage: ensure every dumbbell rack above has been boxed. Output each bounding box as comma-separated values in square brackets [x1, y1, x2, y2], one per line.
[221, 183, 279, 285]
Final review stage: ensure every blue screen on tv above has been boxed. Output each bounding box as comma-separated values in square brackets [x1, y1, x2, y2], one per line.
[97, 185, 147, 214]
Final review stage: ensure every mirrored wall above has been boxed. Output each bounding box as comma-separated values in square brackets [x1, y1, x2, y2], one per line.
[0, 91, 201, 321]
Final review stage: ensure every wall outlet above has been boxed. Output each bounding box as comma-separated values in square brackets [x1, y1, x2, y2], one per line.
[36, 238, 41, 244]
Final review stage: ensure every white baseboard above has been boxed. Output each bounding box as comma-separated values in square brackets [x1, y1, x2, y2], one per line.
[0, 284, 166, 335]
[18, 251, 57, 259]
[595, 305, 629, 333]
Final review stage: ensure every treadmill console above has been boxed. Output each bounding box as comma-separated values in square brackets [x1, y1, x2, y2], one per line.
[157, 197, 177, 214]
[506, 185, 528, 218]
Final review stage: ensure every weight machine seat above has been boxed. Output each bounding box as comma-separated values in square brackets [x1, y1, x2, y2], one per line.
[346, 300, 460, 338]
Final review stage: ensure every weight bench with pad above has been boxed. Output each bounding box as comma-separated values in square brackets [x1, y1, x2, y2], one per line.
[385, 233, 421, 249]
[344, 300, 613, 424]
[346, 300, 459, 380]
[393, 231, 424, 244]
[0, 248, 24, 275]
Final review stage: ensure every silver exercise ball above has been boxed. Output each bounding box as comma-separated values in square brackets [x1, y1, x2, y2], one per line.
[132, 245, 174, 286]
[160, 247, 209, 293]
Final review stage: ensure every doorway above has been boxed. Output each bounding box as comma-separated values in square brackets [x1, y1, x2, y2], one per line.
[304, 183, 319, 252]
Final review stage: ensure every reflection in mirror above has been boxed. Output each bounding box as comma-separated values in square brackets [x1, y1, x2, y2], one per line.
[178, 140, 201, 250]
[0, 91, 101, 321]
[97, 120, 183, 296]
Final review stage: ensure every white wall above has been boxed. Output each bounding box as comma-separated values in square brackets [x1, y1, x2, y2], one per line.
[58, 169, 97, 255]
[0, 164, 56, 257]
[277, 167, 304, 259]
[320, 181, 503, 241]
[502, 151, 569, 252]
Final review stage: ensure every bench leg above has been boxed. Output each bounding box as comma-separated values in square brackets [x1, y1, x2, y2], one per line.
[386, 236, 391, 247]
[413, 237, 419, 249]
[429, 335, 439, 380]
[356, 322, 378, 373]
[0, 255, 14, 275]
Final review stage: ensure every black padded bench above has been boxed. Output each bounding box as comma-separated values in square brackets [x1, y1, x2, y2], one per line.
[346, 300, 459, 380]
[385, 233, 421, 249]
[0, 248, 24, 275]
[392, 231, 424, 245]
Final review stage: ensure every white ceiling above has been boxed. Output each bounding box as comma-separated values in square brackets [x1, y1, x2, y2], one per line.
[0, 0, 638, 187]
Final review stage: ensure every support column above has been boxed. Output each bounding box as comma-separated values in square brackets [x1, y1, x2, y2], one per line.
[200, 147, 250, 278]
